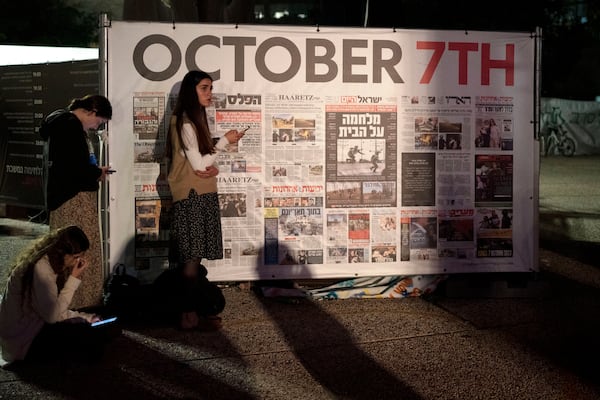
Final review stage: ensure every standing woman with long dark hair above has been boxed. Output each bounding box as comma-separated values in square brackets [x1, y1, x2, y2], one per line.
[39, 94, 113, 309]
[160, 70, 244, 330]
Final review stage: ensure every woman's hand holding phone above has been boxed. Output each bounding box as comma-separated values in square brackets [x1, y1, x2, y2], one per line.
[225, 126, 249, 144]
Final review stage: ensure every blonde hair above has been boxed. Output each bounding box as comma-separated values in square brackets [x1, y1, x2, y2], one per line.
[3, 225, 89, 306]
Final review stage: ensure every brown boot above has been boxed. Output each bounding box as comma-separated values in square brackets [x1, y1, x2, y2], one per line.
[179, 311, 199, 330]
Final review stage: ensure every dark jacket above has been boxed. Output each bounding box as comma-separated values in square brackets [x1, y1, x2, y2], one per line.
[39, 110, 102, 211]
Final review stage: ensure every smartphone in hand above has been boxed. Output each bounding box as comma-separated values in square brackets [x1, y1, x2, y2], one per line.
[91, 316, 117, 327]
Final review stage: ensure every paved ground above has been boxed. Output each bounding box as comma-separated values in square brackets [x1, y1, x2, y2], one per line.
[0, 155, 598, 399]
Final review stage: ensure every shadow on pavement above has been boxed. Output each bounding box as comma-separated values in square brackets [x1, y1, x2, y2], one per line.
[252, 243, 423, 400]
[7, 331, 257, 400]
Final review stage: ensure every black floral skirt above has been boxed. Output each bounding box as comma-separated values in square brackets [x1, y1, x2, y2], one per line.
[170, 190, 223, 264]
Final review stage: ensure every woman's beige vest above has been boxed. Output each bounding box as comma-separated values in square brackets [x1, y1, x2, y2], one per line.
[167, 116, 217, 202]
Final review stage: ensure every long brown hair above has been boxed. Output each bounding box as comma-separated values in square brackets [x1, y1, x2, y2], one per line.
[165, 70, 215, 163]
[4, 225, 89, 306]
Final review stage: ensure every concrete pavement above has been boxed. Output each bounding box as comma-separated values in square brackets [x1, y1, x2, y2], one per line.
[0, 155, 598, 399]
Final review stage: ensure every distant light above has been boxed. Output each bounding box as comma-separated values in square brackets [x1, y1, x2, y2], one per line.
[581, 16, 588, 24]
[595, 96, 600, 102]
[273, 11, 289, 19]
[0, 45, 98, 66]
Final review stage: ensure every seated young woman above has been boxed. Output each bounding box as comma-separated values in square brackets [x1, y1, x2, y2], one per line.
[0, 225, 119, 367]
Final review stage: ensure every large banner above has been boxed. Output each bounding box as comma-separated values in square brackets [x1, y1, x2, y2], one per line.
[104, 21, 538, 283]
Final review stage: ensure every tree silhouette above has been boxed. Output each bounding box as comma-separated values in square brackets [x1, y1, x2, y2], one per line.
[2, 0, 600, 99]
[0, 0, 97, 46]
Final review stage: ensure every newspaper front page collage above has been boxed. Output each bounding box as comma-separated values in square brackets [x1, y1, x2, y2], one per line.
[130, 88, 515, 278]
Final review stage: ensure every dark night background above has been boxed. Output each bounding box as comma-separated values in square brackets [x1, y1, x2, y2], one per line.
[0, 0, 599, 100]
